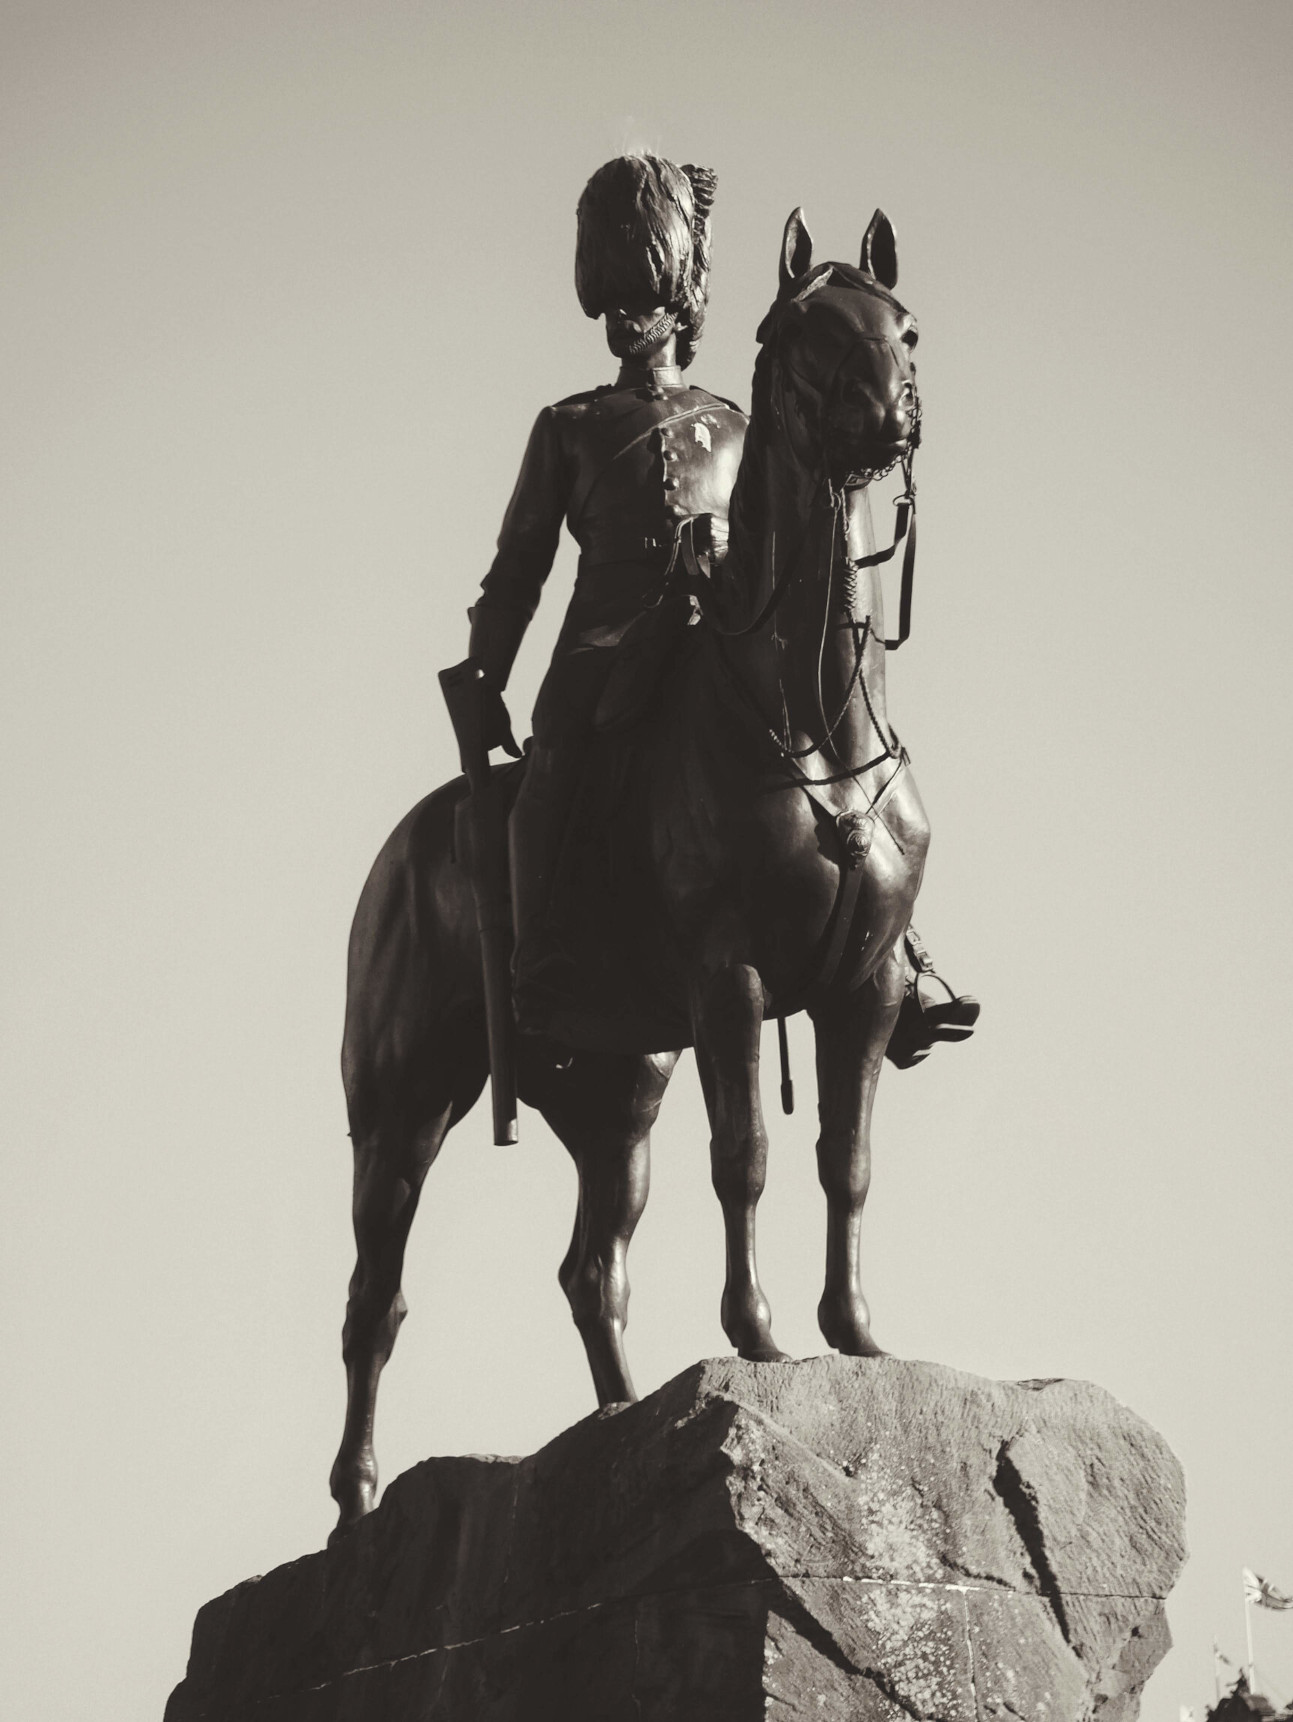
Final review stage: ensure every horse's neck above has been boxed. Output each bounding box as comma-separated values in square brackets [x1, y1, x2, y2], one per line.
[727, 417, 810, 610]
[722, 431, 893, 776]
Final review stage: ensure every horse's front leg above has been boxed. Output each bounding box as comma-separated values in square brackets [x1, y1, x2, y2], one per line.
[693, 962, 787, 1362]
[809, 942, 907, 1356]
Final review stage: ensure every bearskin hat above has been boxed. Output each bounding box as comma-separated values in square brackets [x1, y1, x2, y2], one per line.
[575, 154, 716, 369]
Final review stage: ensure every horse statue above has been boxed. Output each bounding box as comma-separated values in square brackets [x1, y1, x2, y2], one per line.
[329, 207, 929, 1538]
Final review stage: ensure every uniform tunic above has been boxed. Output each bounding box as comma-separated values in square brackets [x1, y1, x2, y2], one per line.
[476, 376, 746, 741]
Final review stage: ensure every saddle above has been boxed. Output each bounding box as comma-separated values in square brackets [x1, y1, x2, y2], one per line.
[591, 585, 696, 734]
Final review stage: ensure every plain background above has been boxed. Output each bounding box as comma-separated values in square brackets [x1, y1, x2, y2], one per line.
[3, 3, 1290, 1718]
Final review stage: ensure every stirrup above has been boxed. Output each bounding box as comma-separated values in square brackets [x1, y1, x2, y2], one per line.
[885, 934, 980, 1070]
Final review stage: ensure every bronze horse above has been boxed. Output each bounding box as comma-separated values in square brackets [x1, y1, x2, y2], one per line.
[330, 209, 929, 1536]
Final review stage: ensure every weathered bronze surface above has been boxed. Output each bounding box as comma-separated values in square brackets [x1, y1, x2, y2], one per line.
[330, 165, 966, 1539]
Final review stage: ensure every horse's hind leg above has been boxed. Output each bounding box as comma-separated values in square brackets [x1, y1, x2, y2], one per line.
[809, 944, 906, 1356]
[692, 963, 787, 1363]
[533, 1049, 677, 1407]
[329, 1052, 487, 1540]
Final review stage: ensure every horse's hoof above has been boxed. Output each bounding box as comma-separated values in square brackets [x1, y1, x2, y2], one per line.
[327, 1484, 376, 1547]
[826, 1330, 888, 1359]
[818, 1306, 888, 1358]
[737, 1343, 791, 1364]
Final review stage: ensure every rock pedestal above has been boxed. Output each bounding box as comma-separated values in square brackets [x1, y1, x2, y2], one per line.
[166, 1357, 1186, 1721]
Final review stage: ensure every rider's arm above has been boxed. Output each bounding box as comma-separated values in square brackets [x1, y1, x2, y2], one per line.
[469, 407, 568, 690]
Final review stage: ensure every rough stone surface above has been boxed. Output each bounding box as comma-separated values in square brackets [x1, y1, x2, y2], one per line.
[165, 1357, 1186, 1721]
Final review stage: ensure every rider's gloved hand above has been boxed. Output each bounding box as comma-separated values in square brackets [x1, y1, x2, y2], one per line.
[478, 672, 522, 759]
[467, 604, 527, 758]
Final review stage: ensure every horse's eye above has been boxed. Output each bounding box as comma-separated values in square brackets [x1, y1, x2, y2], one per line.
[901, 326, 919, 350]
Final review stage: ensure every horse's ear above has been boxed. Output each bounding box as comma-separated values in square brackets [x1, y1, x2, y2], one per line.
[780, 207, 813, 290]
[860, 209, 898, 288]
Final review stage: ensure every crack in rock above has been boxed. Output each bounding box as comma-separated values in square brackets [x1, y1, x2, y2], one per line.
[993, 1441, 1072, 1647]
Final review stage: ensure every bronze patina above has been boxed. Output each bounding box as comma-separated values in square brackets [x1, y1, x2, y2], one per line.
[330, 164, 975, 1539]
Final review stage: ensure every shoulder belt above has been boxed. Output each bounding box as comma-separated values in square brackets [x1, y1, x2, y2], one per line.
[568, 398, 728, 531]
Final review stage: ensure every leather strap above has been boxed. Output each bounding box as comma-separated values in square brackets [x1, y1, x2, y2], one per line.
[849, 490, 917, 650]
[579, 525, 678, 567]
[692, 498, 829, 638]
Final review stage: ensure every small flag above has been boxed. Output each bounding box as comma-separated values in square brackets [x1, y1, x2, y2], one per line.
[1244, 1569, 1293, 1611]
[1214, 1644, 1234, 1666]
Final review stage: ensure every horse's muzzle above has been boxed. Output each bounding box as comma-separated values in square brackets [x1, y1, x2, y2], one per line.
[825, 378, 919, 484]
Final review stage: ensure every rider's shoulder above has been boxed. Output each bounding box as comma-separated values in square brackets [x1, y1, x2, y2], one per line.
[683, 385, 747, 421]
[550, 384, 619, 416]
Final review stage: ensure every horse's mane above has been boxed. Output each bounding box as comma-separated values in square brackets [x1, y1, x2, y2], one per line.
[726, 345, 776, 576]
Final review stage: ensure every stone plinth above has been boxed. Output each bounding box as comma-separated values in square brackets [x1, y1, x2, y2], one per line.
[166, 1357, 1186, 1721]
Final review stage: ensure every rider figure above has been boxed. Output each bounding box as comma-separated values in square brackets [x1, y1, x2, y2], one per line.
[467, 154, 743, 1024]
[466, 153, 978, 1056]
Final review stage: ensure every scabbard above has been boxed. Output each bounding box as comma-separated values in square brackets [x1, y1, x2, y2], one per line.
[439, 660, 519, 1146]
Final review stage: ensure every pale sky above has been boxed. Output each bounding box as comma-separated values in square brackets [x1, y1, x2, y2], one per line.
[3, 3, 1291, 1718]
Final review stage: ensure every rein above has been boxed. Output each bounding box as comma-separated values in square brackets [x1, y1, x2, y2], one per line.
[686, 452, 916, 648]
[685, 509, 807, 640]
[686, 451, 917, 779]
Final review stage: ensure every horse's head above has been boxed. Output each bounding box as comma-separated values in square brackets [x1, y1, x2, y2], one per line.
[754, 207, 920, 490]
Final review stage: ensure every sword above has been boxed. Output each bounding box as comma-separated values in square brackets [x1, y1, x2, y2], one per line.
[438, 660, 519, 1146]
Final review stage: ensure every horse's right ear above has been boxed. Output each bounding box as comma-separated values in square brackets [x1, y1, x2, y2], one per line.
[860, 209, 898, 288]
[780, 207, 813, 291]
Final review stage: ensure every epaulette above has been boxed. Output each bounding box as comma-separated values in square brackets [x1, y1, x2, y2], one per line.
[552, 384, 617, 410]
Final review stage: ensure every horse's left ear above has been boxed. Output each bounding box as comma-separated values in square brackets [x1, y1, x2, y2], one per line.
[860, 209, 898, 288]
[780, 207, 814, 291]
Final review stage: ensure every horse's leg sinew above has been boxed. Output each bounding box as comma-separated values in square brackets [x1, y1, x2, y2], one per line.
[329, 1006, 487, 1541]
[809, 945, 906, 1356]
[537, 1050, 676, 1406]
[693, 963, 787, 1362]
[328, 1108, 450, 1541]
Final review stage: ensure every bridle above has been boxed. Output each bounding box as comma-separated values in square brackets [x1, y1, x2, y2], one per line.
[673, 282, 925, 788]
[693, 296, 920, 654]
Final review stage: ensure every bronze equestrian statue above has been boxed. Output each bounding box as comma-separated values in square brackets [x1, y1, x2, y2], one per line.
[329, 158, 976, 1538]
